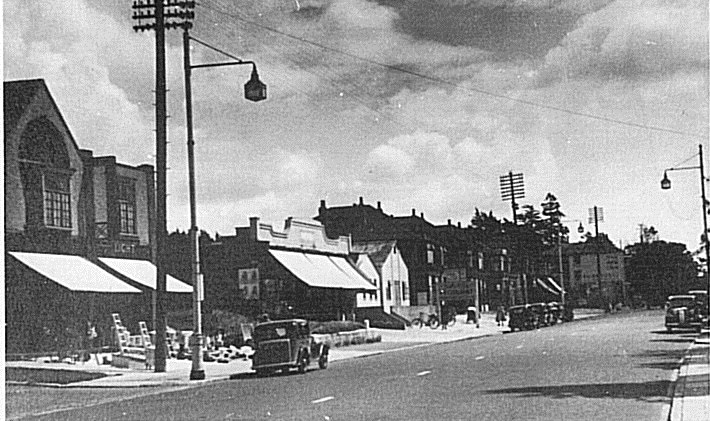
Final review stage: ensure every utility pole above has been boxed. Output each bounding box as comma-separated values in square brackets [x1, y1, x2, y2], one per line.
[500, 171, 525, 304]
[132, 0, 188, 373]
[589, 206, 604, 307]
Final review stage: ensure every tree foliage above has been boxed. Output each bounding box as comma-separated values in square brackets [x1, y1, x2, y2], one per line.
[624, 240, 698, 306]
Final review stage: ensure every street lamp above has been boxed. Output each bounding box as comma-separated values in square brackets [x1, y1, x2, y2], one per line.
[660, 144, 710, 301]
[182, 27, 266, 380]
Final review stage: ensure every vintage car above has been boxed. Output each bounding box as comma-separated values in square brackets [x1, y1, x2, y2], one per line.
[546, 302, 562, 325]
[528, 303, 549, 328]
[251, 319, 329, 376]
[665, 295, 704, 332]
[688, 290, 709, 320]
[508, 304, 541, 331]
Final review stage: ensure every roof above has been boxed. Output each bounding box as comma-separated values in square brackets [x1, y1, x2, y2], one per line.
[3, 79, 80, 151]
[8, 252, 141, 293]
[351, 241, 396, 270]
[4, 79, 43, 132]
[564, 234, 623, 255]
[99, 257, 192, 293]
[269, 249, 377, 290]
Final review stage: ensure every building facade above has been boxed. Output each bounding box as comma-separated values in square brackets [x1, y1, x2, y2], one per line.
[202, 217, 376, 321]
[4, 79, 189, 354]
[564, 234, 627, 307]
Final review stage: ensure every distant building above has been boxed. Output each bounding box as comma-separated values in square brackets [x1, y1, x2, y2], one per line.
[351, 240, 410, 313]
[202, 217, 376, 321]
[4, 79, 190, 354]
[316, 198, 447, 308]
[563, 234, 627, 307]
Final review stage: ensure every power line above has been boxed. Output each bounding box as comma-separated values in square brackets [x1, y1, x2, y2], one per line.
[199, 1, 705, 139]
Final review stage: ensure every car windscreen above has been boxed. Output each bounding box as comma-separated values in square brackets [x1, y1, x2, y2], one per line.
[668, 298, 694, 308]
[254, 325, 289, 341]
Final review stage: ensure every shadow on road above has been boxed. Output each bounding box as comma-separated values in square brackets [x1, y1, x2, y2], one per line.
[632, 348, 686, 371]
[485, 380, 671, 401]
[649, 338, 696, 344]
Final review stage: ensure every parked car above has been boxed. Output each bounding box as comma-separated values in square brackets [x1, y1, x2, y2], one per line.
[546, 302, 562, 325]
[528, 303, 548, 328]
[251, 319, 329, 376]
[508, 305, 529, 332]
[665, 295, 704, 332]
[688, 290, 709, 318]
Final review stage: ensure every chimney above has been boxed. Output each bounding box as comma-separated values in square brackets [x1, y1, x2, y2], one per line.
[457, 222, 461, 228]
[377, 201, 381, 210]
[249, 217, 259, 232]
[412, 208, 416, 216]
[320, 199, 326, 209]
[448, 219, 452, 226]
[420, 212, 424, 219]
[359, 196, 364, 205]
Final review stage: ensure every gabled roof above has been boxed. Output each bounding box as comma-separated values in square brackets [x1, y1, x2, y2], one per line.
[3, 78, 80, 151]
[4, 79, 44, 132]
[351, 240, 396, 271]
[564, 234, 622, 255]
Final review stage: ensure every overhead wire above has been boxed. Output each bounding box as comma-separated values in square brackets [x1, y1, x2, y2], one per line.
[197, 0, 705, 140]
[196, 3, 422, 132]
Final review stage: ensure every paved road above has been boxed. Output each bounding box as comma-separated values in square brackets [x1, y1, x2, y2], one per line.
[11, 310, 694, 420]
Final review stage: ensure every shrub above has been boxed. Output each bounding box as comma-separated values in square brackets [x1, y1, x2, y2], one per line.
[310, 320, 366, 334]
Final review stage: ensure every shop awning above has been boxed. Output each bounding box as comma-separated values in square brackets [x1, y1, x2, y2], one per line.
[535, 277, 559, 295]
[99, 257, 193, 293]
[546, 277, 565, 294]
[8, 252, 141, 293]
[269, 249, 377, 290]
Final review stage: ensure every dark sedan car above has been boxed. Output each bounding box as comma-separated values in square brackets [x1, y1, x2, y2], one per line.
[665, 295, 704, 332]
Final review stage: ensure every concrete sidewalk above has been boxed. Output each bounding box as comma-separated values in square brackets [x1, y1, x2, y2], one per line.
[7, 309, 706, 420]
[4, 310, 602, 388]
[669, 330, 710, 421]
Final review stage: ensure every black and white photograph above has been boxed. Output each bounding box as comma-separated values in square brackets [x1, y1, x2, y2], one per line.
[3, 1, 709, 419]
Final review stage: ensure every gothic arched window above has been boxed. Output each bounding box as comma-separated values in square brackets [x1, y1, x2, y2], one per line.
[18, 117, 73, 229]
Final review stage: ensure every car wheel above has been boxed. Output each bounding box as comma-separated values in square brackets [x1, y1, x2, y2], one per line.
[297, 352, 308, 374]
[318, 353, 328, 369]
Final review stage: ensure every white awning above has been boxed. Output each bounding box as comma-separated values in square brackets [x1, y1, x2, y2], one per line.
[9, 252, 141, 293]
[535, 278, 559, 295]
[546, 277, 565, 294]
[269, 249, 376, 290]
[99, 257, 192, 293]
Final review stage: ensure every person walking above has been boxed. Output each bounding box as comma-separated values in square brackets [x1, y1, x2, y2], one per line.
[496, 305, 507, 327]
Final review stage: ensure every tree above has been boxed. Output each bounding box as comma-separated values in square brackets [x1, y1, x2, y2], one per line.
[625, 240, 698, 306]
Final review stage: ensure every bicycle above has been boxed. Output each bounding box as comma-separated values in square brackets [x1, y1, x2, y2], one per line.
[411, 313, 440, 329]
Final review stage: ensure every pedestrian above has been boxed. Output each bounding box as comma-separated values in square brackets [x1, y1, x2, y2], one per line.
[496, 306, 507, 327]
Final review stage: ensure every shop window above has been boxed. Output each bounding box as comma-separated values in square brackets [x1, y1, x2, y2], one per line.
[43, 170, 71, 228]
[118, 177, 136, 235]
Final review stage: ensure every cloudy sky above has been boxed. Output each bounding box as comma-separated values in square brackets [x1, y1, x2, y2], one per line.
[4, 0, 708, 250]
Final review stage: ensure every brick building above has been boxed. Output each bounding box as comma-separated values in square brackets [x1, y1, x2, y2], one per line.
[4, 79, 190, 354]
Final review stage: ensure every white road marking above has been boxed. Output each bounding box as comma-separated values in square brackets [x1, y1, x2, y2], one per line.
[475, 356, 485, 360]
[516, 345, 523, 349]
[312, 396, 334, 404]
[417, 370, 432, 376]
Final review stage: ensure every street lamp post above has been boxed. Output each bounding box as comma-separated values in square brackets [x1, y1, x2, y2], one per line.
[556, 220, 585, 306]
[660, 144, 710, 300]
[182, 26, 266, 381]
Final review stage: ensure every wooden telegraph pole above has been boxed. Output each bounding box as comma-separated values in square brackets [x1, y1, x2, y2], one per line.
[132, 0, 192, 373]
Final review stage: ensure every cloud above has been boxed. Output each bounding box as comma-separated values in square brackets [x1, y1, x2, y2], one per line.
[2, 0, 167, 165]
[539, 0, 708, 82]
